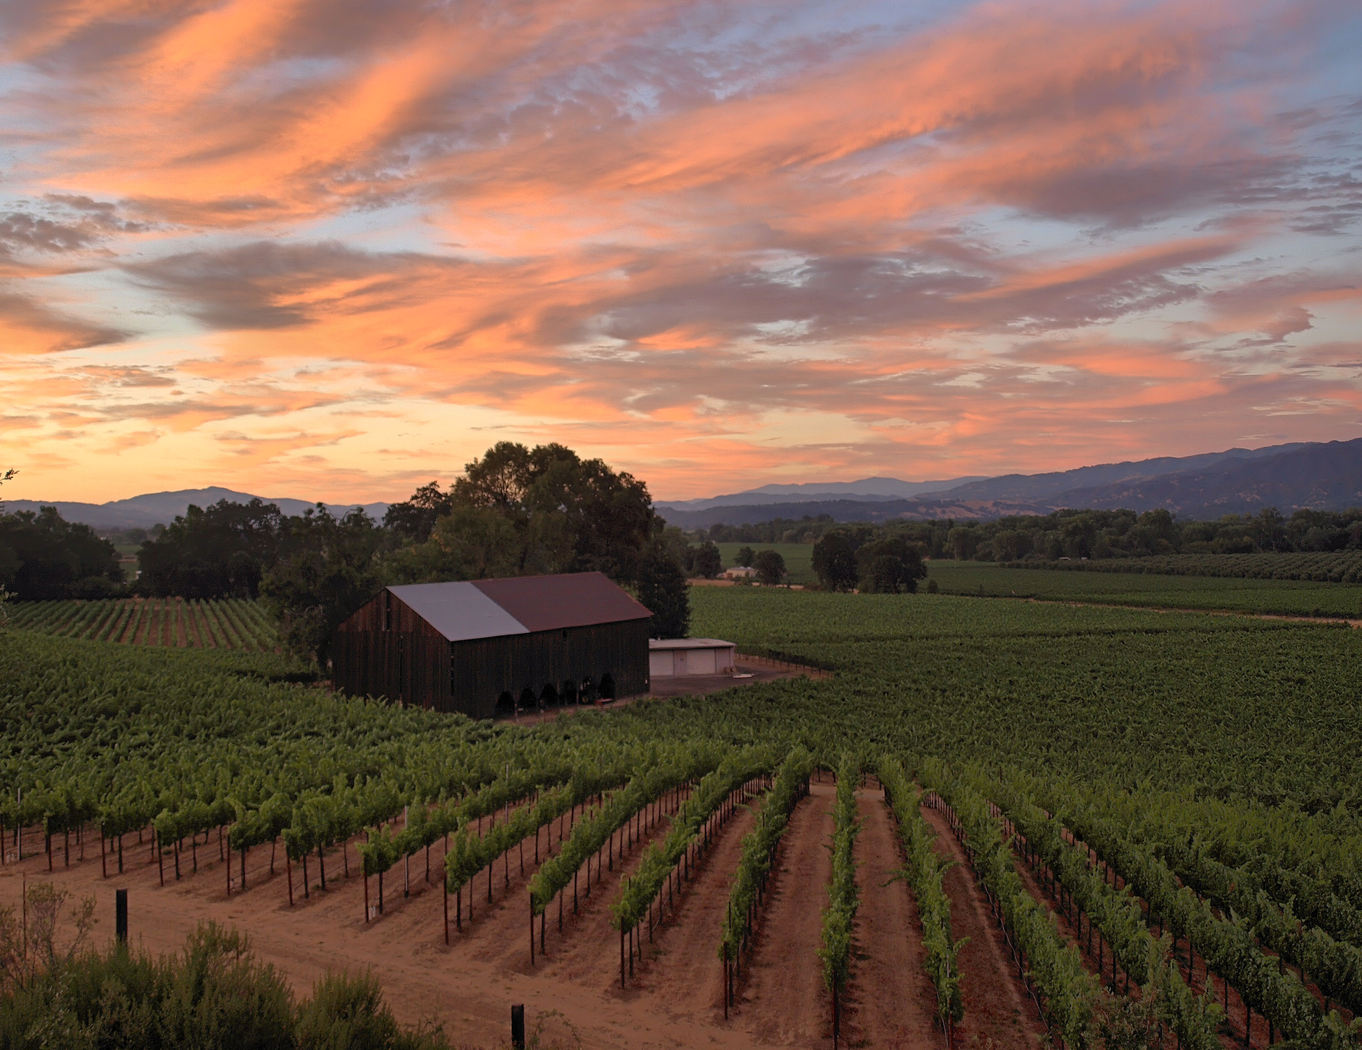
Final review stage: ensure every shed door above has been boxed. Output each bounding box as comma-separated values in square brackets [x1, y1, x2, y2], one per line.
[675, 649, 688, 675]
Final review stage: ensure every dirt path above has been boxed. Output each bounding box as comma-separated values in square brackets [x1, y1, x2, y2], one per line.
[173, 598, 188, 646]
[920, 800, 1050, 1049]
[517, 804, 677, 988]
[732, 778, 836, 1046]
[629, 789, 762, 1024]
[841, 787, 944, 1050]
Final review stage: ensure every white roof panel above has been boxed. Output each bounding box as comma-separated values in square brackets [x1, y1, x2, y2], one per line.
[388, 582, 529, 642]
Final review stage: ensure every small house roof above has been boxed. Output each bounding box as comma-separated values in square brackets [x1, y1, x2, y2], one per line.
[387, 572, 652, 643]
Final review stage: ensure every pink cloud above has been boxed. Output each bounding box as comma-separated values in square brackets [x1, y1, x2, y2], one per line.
[1, 0, 1359, 501]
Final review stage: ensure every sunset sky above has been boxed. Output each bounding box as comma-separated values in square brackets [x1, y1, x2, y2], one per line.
[2, 0, 1360, 506]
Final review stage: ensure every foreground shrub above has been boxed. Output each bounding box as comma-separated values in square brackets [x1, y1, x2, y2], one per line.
[0, 917, 448, 1050]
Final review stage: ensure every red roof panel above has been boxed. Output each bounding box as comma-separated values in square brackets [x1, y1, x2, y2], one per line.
[471, 571, 651, 633]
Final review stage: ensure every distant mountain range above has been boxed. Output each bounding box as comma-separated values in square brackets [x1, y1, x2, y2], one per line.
[5, 437, 1360, 532]
[654, 438, 1362, 528]
[0, 487, 390, 531]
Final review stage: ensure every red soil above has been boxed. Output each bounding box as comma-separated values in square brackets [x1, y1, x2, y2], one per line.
[731, 777, 837, 1045]
[0, 784, 1063, 1050]
[842, 786, 945, 1050]
[921, 801, 1052, 1049]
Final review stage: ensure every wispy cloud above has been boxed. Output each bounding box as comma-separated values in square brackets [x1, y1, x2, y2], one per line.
[1, 0, 1359, 502]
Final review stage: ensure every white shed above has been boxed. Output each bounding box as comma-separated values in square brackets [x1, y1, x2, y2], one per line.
[649, 638, 738, 677]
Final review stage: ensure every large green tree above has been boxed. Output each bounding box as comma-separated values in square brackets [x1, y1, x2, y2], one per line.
[635, 542, 690, 638]
[0, 506, 123, 600]
[446, 442, 659, 583]
[811, 532, 858, 591]
[137, 498, 284, 598]
[855, 536, 927, 593]
[382, 481, 454, 544]
[692, 541, 722, 579]
[383, 504, 520, 584]
[260, 506, 384, 667]
[752, 549, 787, 586]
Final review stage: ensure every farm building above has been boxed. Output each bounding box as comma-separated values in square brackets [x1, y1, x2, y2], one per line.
[332, 572, 653, 719]
[649, 638, 738, 678]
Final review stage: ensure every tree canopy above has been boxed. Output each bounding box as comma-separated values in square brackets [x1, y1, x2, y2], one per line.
[854, 535, 927, 593]
[451, 442, 658, 582]
[752, 549, 787, 586]
[692, 541, 722, 579]
[704, 506, 1362, 562]
[811, 532, 858, 591]
[811, 527, 928, 593]
[259, 506, 384, 666]
[138, 498, 284, 598]
[635, 542, 690, 639]
[381, 481, 453, 544]
[0, 506, 123, 600]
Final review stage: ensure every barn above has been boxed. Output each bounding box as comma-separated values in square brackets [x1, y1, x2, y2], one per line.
[331, 572, 653, 719]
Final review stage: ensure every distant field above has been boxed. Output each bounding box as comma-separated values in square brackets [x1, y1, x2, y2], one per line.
[704, 544, 1362, 615]
[712, 541, 814, 584]
[3, 596, 280, 650]
[927, 561, 1362, 618]
[1060, 551, 1362, 582]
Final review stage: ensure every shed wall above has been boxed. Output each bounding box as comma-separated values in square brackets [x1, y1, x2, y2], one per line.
[648, 643, 736, 677]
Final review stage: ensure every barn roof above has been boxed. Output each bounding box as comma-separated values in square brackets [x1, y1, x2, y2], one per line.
[387, 582, 528, 642]
[387, 572, 651, 643]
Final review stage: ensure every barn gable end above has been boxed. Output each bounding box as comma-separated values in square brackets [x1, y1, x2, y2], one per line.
[332, 572, 652, 718]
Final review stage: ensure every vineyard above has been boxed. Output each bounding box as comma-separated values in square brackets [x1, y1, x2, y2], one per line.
[2, 586, 1361, 1048]
[1013, 551, 1362, 584]
[1, 596, 279, 650]
[929, 561, 1362, 619]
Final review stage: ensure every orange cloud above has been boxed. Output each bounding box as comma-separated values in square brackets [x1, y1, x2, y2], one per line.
[1, 0, 1358, 502]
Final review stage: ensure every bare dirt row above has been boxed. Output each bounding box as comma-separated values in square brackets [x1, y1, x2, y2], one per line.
[1, 777, 1056, 1049]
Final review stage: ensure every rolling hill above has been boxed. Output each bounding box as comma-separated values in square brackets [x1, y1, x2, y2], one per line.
[655, 438, 1362, 528]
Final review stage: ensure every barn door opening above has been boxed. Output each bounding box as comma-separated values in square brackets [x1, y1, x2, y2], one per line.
[494, 691, 515, 717]
[539, 683, 558, 709]
[560, 679, 579, 705]
[599, 673, 616, 701]
[520, 686, 537, 713]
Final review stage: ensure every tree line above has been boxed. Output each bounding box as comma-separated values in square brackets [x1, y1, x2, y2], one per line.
[0, 444, 701, 661]
[700, 506, 1362, 562]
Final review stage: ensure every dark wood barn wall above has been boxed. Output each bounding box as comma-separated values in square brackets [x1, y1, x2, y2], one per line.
[451, 620, 651, 719]
[333, 592, 453, 710]
[333, 592, 650, 719]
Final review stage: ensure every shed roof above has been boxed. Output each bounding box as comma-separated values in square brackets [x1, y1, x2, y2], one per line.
[387, 572, 651, 643]
[648, 638, 736, 651]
